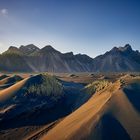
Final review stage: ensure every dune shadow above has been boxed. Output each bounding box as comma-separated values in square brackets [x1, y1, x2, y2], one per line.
[62, 81, 90, 110]
[0, 80, 89, 136]
[0, 98, 70, 131]
[0, 81, 86, 131]
[100, 114, 131, 140]
[123, 83, 140, 112]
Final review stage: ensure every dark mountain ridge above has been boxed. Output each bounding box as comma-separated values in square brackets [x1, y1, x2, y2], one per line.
[0, 44, 140, 72]
[92, 44, 140, 72]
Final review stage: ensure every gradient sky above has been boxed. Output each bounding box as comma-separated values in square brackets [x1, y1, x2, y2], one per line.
[0, 0, 140, 58]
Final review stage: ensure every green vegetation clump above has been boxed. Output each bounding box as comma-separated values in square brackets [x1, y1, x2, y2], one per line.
[85, 80, 110, 94]
[24, 74, 63, 100]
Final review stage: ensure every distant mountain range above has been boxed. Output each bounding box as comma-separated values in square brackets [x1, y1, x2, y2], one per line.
[0, 44, 140, 72]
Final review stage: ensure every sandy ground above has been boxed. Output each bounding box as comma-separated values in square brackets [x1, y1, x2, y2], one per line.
[0, 78, 29, 103]
[41, 76, 140, 140]
[0, 73, 140, 140]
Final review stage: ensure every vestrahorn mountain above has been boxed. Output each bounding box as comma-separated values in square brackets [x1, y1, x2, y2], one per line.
[0, 44, 140, 72]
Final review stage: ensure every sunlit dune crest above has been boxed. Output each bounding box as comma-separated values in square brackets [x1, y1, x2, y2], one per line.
[41, 75, 140, 140]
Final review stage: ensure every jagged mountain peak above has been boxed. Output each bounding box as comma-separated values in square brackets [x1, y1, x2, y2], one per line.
[40, 45, 61, 54]
[93, 44, 140, 72]
[8, 46, 18, 50]
[123, 44, 132, 49]
[19, 44, 39, 50]
[110, 44, 133, 54]
[3, 46, 22, 55]
[41, 45, 56, 51]
[0, 44, 140, 72]
[19, 44, 40, 55]
[118, 44, 132, 52]
[111, 46, 119, 51]
[64, 52, 74, 56]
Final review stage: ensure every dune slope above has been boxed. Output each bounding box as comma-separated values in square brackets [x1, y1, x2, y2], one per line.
[41, 76, 140, 140]
[0, 78, 28, 104]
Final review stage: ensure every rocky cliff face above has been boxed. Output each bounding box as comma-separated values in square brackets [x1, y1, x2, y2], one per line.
[0, 44, 140, 72]
[92, 44, 140, 72]
[0, 44, 94, 72]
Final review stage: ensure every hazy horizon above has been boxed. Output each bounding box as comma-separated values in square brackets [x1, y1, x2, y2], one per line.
[0, 0, 140, 57]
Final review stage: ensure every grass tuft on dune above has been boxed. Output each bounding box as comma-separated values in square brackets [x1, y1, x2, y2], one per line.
[24, 74, 64, 99]
[85, 80, 110, 94]
[41, 76, 140, 140]
[0, 74, 64, 106]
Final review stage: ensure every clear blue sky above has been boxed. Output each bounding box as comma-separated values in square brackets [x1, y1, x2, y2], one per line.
[0, 0, 140, 57]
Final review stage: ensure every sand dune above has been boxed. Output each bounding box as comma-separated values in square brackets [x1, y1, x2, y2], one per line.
[0, 76, 13, 85]
[0, 74, 139, 140]
[0, 78, 29, 103]
[0, 75, 9, 81]
[41, 76, 140, 140]
[0, 75, 22, 85]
